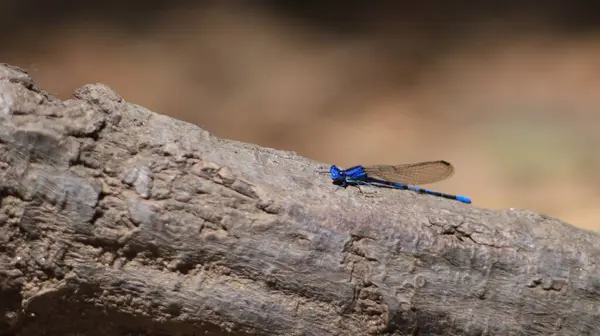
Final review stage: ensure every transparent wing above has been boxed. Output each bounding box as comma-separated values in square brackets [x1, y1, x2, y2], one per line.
[363, 160, 455, 185]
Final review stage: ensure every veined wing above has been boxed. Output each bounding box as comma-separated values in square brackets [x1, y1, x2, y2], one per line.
[363, 160, 455, 185]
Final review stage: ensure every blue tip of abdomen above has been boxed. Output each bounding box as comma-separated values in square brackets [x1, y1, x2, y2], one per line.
[456, 195, 472, 204]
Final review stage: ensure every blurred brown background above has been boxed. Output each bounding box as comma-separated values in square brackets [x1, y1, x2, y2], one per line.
[2, 1, 600, 230]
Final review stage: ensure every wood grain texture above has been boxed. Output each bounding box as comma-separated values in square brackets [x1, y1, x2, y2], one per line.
[0, 63, 599, 336]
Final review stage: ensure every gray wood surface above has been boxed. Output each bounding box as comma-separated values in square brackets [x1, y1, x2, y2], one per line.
[0, 63, 599, 335]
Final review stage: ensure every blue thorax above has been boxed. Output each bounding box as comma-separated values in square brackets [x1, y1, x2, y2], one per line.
[329, 165, 368, 182]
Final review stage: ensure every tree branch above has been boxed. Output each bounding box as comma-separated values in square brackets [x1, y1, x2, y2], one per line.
[0, 63, 599, 335]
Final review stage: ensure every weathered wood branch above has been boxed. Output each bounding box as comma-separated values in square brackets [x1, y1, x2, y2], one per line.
[0, 63, 599, 335]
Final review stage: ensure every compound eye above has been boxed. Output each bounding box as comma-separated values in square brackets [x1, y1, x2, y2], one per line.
[329, 165, 341, 178]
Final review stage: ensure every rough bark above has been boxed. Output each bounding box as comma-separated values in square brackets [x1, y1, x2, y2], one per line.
[0, 62, 599, 336]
